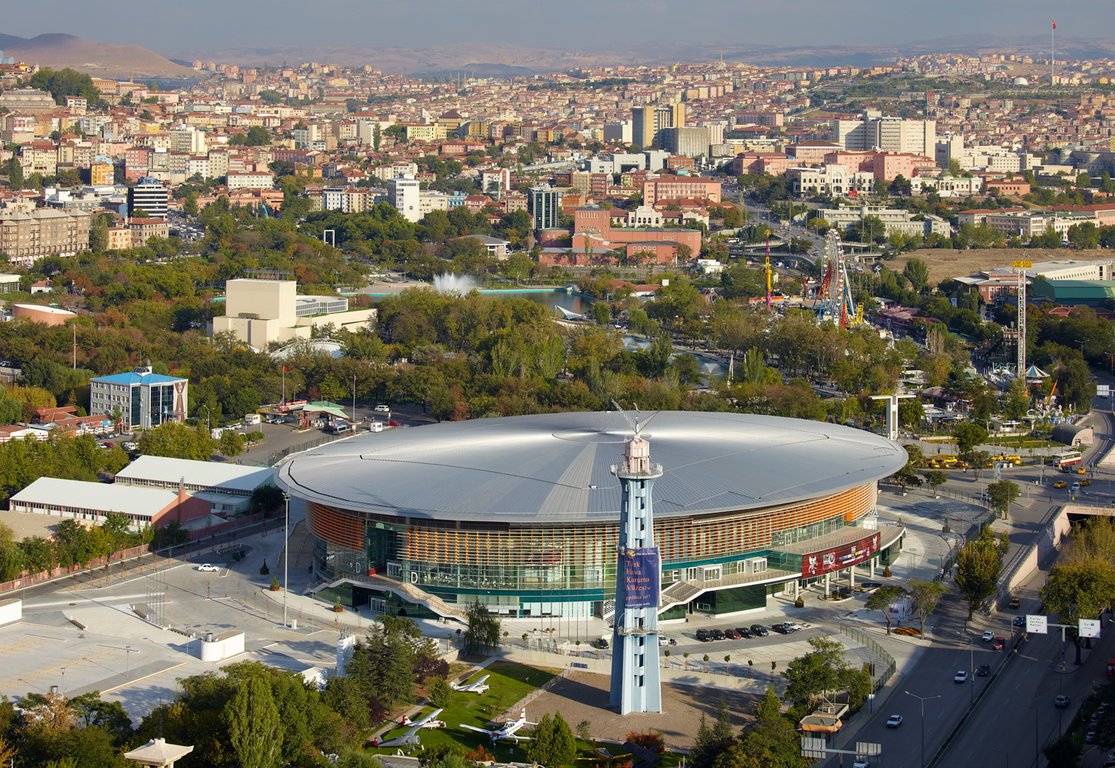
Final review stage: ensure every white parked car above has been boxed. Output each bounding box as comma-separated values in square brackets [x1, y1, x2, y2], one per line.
[373, 404, 391, 413]
[196, 564, 219, 572]
[981, 630, 994, 642]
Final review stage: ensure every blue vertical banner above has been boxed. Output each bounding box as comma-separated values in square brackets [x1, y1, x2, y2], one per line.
[622, 547, 660, 609]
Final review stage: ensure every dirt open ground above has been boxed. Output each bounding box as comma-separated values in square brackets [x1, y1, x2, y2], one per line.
[523, 671, 759, 750]
[891, 247, 1100, 285]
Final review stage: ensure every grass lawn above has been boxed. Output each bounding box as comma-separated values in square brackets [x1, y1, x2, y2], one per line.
[371, 661, 558, 761]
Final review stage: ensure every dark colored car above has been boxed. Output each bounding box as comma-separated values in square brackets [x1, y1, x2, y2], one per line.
[696, 628, 712, 642]
[750, 624, 770, 637]
[1013, 615, 1025, 627]
[977, 664, 990, 677]
[736, 627, 753, 639]
[1009, 597, 1021, 609]
[771, 623, 790, 634]
[710, 629, 725, 641]
[1054, 695, 1071, 709]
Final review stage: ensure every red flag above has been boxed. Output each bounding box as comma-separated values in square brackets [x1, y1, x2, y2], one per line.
[1052, 19, 1056, 30]
[282, 365, 288, 372]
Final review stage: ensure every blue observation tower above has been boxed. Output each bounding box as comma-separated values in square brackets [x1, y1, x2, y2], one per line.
[608, 416, 664, 714]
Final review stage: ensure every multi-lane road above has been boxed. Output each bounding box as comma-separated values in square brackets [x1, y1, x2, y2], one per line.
[823, 403, 1115, 767]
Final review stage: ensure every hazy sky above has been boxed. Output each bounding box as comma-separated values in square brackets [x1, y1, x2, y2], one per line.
[2, 0, 1106, 54]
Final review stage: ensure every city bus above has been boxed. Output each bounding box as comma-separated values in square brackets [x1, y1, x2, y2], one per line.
[1053, 451, 1083, 472]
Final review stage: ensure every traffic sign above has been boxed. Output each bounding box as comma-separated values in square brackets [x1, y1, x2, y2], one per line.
[800, 736, 826, 759]
[1027, 614, 1048, 634]
[1098, 385, 1111, 397]
[1079, 619, 1101, 639]
[1012, 260, 1033, 268]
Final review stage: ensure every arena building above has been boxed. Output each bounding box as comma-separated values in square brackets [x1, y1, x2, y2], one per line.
[278, 411, 908, 621]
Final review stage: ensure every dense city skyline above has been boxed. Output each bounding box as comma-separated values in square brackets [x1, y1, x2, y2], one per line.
[1, 0, 1105, 58]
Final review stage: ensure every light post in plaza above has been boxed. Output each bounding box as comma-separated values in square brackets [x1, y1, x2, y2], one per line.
[904, 689, 941, 768]
[283, 492, 290, 628]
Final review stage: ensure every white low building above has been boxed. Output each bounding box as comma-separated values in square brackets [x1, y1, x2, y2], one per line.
[9, 477, 208, 531]
[114, 455, 275, 516]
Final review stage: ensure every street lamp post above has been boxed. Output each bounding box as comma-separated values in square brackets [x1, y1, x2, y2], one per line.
[124, 645, 138, 678]
[969, 635, 976, 705]
[283, 492, 290, 628]
[904, 690, 942, 768]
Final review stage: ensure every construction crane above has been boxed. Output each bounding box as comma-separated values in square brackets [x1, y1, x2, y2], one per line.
[764, 235, 773, 310]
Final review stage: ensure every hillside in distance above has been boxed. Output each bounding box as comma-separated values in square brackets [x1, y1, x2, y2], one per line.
[183, 33, 1115, 74]
[0, 33, 196, 80]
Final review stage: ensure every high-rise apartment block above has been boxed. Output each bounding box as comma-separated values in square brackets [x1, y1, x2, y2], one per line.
[387, 177, 421, 223]
[631, 103, 685, 150]
[128, 178, 169, 219]
[832, 114, 936, 157]
[0, 208, 92, 267]
[529, 186, 562, 230]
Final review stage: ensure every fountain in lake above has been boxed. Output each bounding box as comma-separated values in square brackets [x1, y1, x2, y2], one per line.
[432, 273, 478, 294]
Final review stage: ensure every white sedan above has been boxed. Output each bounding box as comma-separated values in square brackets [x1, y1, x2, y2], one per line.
[954, 670, 969, 684]
[195, 564, 220, 573]
[981, 630, 994, 642]
[885, 714, 903, 728]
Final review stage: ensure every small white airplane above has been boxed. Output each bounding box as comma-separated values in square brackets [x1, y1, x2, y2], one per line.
[450, 673, 490, 694]
[372, 708, 444, 748]
[460, 710, 532, 742]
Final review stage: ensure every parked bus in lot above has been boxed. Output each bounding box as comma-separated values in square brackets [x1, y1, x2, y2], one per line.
[1053, 451, 1083, 472]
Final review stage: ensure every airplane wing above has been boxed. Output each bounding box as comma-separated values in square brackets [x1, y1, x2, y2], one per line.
[376, 723, 422, 748]
[472, 674, 490, 686]
[413, 708, 444, 728]
[459, 724, 493, 736]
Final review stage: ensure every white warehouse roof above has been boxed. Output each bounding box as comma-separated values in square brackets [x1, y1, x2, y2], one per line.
[115, 456, 275, 493]
[10, 477, 180, 518]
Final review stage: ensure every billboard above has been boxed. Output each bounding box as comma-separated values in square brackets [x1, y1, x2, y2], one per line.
[621, 547, 660, 609]
[801, 533, 881, 578]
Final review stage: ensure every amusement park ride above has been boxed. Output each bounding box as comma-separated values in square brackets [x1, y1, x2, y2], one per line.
[814, 230, 862, 328]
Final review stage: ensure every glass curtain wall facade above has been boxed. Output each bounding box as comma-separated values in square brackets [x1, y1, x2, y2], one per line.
[307, 483, 878, 615]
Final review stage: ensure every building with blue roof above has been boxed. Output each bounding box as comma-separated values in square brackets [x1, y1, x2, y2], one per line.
[89, 365, 188, 431]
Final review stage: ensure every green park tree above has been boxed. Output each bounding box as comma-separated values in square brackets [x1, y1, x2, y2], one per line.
[1041, 518, 1115, 664]
[907, 579, 948, 636]
[427, 677, 453, 708]
[218, 429, 246, 457]
[954, 525, 1009, 619]
[463, 600, 501, 656]
[902, 258, 930, 292]
[953, 422, 989, 457]
[137, 422, 216, 461]
[225, 675, 283, 768]
[689, 703, 735, 768]
[526, 712, 576, 768]
[782, 636, 872, 714]
[986, 480, 1020, 518]
[865, 585, 909, 635]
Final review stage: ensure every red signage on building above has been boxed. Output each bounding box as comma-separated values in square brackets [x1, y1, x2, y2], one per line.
[801, 533, 881, 578]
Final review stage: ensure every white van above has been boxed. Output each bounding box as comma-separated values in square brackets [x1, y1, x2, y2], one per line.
[243, 414, 261, 425]
[369, 421, 384, 433]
